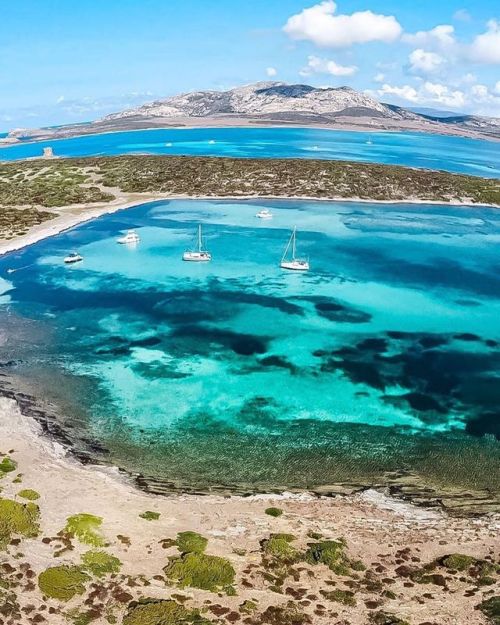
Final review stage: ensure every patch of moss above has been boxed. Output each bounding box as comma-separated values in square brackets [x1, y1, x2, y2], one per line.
[176, 531, 208, 554]
[164, 552, 236, 593]
[65, 513, 104, 546]
[259, 601, 311, 625]
[123, 599, 212, 625]
[321, 588, 356, 606]
[0, 498, 40, 549]
[265, 507, 283, 518]
[240, 600, 258, 614]
[0, 457, 16, 478]
[262, 534, 299, 564]
[81, 550, 122, 577]
[441, 554, 477, 571]
[304, 539, 350, 575]
[38, 565, 90, 601]
[139, 511, 160, 521]
[17, 489, 40, 501]
[477, 596, 500, 625]
[370, 612, 410, 625]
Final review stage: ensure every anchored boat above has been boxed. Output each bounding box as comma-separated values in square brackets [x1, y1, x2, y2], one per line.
[117, 229, 140, 244]
[280, 227, 309, 271]
[183, 224, 212, 262]
[256, 209, 273, 219]
[64, 252, 83, 264]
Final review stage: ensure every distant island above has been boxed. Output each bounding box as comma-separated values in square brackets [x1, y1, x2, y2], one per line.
[3, 82, 500, 144]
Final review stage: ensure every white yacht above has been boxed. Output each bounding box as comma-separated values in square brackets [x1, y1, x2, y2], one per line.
[117, 229, 140, 244]
[256, 209, 273, 219]
[280, 227, 309, 271]
[183, 224, 212, 262]
[64, 252, 83, 264]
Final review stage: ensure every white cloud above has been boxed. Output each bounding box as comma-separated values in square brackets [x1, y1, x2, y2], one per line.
[409, 49, 446, 73]
[422, 82, 466, 108]
[378, 83, 420, 103]
[453, 9, 471, 22]
[300, 55, 358, 77]
[374, 73, 385, 83]
[266, 67, 277, 77]
[403, 25, 455, 49]
[468, 20, 500, 64]
[377, 79, 500, 116]
[283, 1, 402, 48]
[56, 95, 65, 104]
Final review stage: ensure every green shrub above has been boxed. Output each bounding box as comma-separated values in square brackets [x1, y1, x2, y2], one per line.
[38, 565, 90, 601]
[164, 552, 235, 593]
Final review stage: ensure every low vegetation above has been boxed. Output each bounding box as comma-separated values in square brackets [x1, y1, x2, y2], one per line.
[64, 513, 105, 546]
[123, 599, 212, 625]
[1, 154, 499, 240]
[0, 497, 40, 548]
[38, 564, 90, 601]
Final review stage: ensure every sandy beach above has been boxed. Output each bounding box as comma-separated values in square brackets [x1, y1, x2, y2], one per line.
[1, 190, 498, 260]
[1, 395, 499, 624]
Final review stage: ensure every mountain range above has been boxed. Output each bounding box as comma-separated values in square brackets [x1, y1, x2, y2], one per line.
[5, 82, 500, 142]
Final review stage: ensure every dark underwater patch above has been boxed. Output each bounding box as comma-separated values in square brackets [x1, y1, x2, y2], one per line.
[465, 412, 500, 440]
[259, 355, 297, 374]
[314, 330, 500, 433]
[453, 333, 481, 342]
[131, 361, 189, 380]
[170, 324, 268, 356]
[314, 301, 371, 324]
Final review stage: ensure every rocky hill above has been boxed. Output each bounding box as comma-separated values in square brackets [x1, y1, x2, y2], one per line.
[3, 82, 499, 142]
[102, 82, 421, 122]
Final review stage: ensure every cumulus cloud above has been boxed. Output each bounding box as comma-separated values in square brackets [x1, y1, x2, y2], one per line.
[377, 80, 500, 116]
[266, 67, 277, 77]
[373, 73, 385, 83]
[300, 55, 358, 76]
[283, 1, 402, 48]
[402, 25, 455, 49]
[409, 49, 446, 73]
[468, 20, 500, 64]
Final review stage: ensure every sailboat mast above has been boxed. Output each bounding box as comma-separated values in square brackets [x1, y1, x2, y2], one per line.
[198, 224, 202, 252]
[292, 227, 296, 261]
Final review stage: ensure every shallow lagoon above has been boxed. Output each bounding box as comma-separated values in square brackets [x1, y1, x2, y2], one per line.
[1, 126, 500, 178]
[1, 199, 499, 494]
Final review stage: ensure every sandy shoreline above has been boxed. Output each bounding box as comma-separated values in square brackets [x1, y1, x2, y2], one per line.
[1, 394, 499, 624]
[1, 192, 498, 259]
[1, 115, 499, 148]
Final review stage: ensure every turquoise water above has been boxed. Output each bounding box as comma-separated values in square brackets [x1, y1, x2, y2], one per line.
[1, 127, 499, 178]
[0, 199, 499, 493]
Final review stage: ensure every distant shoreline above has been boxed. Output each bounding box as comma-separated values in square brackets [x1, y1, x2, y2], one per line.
[1, 116, 499, 151]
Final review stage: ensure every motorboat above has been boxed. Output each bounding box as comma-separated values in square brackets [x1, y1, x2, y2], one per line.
[117, 229, 140, 244]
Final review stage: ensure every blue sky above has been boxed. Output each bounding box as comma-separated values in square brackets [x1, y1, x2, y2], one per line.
[1, 0, 499, 129]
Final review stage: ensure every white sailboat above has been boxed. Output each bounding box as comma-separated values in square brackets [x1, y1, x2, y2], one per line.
[64, 252, 83, 264]
[256, 208, 273, 219]
[280, 227, 309, 271]
[117, 229, 140, 244]
[183, 224, 212, 262]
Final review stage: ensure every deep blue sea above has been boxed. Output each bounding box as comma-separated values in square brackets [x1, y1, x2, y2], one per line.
[1, 127, 499, 178]
[1, 199, 499, 493]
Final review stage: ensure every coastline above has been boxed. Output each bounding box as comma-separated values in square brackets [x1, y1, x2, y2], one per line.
[1, 393, 499, 624]
[1, 192, 498, 259]
[2, 116, 499, 150]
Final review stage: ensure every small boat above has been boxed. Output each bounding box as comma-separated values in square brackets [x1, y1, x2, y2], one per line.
[280, 227, 309, 271]
[117, 229, 140, 244]
[256, 209, 273, 219]
[183, 224, 212, 262]
[366, 139, 373, 145]
[64, 252, 83, 264]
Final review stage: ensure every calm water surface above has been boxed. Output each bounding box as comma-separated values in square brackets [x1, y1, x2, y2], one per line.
[0, 199, 499, 493]
[1, 127, 499, 178]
